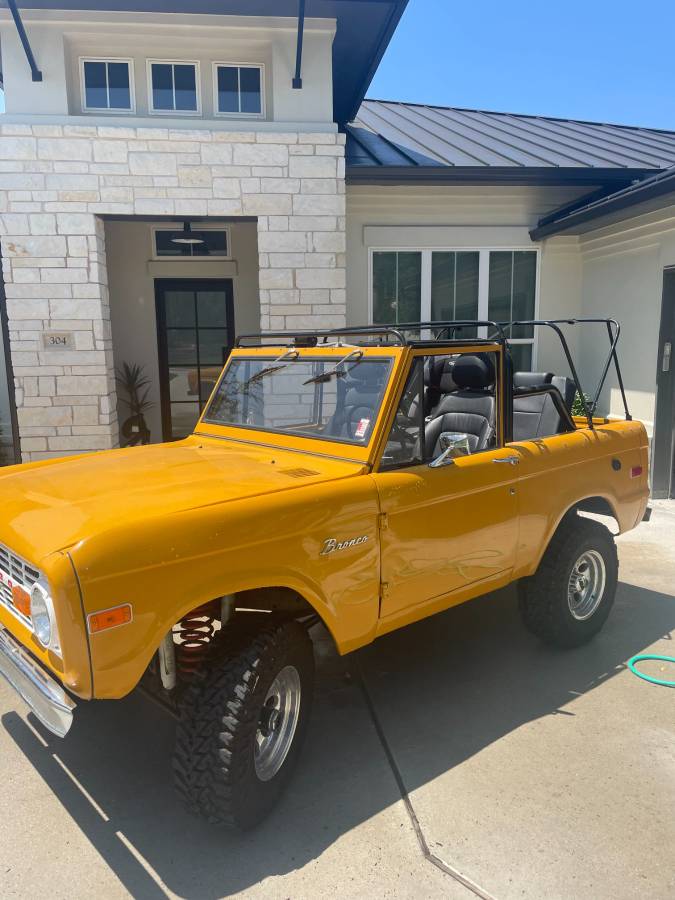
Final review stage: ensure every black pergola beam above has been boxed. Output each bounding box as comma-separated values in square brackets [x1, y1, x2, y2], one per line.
[6, 0, 42, 82]
[292, 0, 305, 89]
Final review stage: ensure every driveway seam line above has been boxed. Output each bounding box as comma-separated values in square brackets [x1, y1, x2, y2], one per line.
[354, 659, 498, 900]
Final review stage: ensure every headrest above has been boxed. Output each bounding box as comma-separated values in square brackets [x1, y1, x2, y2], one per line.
[438, 358, 457, 393]
[452, 354, 495, 390]
[514, 371, 553, 389]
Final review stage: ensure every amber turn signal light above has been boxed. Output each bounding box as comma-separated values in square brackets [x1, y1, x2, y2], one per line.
[88, 603, 133, 634]
[11, 584, 31, 618]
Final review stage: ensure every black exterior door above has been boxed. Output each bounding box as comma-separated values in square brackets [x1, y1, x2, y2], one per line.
[155, 279, 234, 441]
[0, 267, 18, 467]
[652, 267, 675, 498]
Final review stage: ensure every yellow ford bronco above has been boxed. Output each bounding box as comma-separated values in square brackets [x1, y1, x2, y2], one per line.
[0, 319, 650, 829]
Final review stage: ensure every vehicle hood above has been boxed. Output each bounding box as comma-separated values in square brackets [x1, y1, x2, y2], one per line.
[0, 435, 365, 564]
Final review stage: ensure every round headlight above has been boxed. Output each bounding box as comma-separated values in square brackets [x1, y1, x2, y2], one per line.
[30, 581, 52, 648]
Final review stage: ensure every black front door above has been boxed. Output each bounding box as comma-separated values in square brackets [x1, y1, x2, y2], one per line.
[0, 270, 18, 466]
[652, 267, 675, 498]
[155, 279, 234, 441]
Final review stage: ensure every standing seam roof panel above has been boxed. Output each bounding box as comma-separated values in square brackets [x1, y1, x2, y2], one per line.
[348, 101, 675, 171]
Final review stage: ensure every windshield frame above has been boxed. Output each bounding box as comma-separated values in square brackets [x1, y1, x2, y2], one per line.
[195, 345, 406, 463]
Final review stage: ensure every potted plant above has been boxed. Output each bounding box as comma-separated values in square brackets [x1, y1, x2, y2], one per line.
[116, 362, 153, 446]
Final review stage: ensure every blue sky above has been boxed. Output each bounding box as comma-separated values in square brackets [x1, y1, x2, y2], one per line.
[368, 0, 675, 130]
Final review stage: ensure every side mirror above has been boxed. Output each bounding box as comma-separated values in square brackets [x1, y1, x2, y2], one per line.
[428, 431, 471, 468]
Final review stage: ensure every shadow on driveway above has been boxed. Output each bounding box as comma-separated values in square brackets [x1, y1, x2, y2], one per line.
[3, 580, 674, 898]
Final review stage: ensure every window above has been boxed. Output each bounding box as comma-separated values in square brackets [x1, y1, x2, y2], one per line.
[380, 351, 500, 470]
[488, 251, 537, 371]
[205, 356, 392, 445]
[81, 59, 133, 112]
[148, 61, 199, 114]
[431, 252, 480, 337]
[371, 249, 538, 369]
[214, 64, 264, 116]
[372, 251, 422, 324]
[153, 227, 229, 259]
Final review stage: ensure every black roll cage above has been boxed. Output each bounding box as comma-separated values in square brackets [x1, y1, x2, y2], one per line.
[235, 317, 629, 434]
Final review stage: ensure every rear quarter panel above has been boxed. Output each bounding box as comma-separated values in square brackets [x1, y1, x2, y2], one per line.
[73, 476, 381, 699]
[512, 420, 649, 578]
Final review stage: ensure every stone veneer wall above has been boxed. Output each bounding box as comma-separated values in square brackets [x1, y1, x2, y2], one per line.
[0, 123, 346, 461]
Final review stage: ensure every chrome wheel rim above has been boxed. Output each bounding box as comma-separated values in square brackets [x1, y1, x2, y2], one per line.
[254, 665, 302, 782]
[567, 550, 606, 620]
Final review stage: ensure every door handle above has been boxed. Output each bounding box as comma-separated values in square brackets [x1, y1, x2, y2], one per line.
[493, 456, 520, 465]
[663, 341, 672, 373]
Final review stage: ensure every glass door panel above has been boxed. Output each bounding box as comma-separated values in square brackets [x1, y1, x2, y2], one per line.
[155, 279, 234, 440]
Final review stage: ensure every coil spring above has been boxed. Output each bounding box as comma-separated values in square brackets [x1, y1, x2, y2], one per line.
[175, 604, 216, 678]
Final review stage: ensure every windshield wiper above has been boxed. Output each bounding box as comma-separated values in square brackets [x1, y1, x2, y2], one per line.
[303, 349, 364, 385]
[244, 349, 299, 386]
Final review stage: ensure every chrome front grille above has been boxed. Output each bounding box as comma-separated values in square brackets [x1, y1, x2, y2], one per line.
[0, 543, 39, 628]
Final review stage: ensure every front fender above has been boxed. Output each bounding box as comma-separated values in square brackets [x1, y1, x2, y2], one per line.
[73, 477, 381, 698]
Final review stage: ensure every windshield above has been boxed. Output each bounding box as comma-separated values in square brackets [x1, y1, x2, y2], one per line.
[203, 355, 392, 445]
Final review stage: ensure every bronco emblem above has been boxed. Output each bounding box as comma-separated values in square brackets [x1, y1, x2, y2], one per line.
[320, 535, 369, 556]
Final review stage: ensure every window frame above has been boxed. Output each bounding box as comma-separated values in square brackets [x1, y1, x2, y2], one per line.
[150, 224, 231, 261]
[146, 59, 201, 116]
[212, 62, 265, 119]
[376, 345, 505, 473]
[79, 56, 135, 114]
[368, 246, 541, 369]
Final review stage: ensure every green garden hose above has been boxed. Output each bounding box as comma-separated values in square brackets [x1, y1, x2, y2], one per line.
[628, 654, 675, 687]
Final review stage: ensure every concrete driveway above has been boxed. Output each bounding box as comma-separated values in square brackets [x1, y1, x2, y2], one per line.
[1, 505, 674, 899]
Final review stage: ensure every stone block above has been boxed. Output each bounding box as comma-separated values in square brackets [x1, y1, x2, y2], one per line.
[293, 194, 345, 216]
[233, 144, 289, 167]
[37, 139, 92, 162]
[243, 194, 292, 215]
[289, 156, 337, 178]
[296, 268, 346, 289]
[129, 153, 177, 176]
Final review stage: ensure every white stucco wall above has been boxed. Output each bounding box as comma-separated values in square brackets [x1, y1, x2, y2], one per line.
[346, 183, 588, 373]
[576, 205, 675, 432]
[0, 10, 336, 128]
[105, 219, 260, 441]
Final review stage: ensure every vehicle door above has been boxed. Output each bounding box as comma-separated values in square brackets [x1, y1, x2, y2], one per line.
[371, 347, 521, 624]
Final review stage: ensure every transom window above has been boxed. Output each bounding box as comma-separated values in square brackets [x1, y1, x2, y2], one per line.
[153, 227, 229, 258]
[214, 64, 263, 116]
[81, 58, 133, 111]
[372, 249, 538, 370]
[148, 61, 199, 114]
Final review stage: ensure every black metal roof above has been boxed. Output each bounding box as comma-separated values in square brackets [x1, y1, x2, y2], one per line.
[530, 165, 675, 239]
[346, 100, 675, 185]
[9, 1, 409, 123]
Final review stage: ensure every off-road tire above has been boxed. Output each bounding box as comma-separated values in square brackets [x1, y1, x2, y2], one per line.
[173, 617, 314, 829]
[518, 513, 618, 648]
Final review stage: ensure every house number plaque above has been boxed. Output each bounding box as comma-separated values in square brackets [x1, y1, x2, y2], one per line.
[42, 331, 75, 351]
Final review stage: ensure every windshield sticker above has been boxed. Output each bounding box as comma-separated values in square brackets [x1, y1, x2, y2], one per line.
[355, 418, 370, 439]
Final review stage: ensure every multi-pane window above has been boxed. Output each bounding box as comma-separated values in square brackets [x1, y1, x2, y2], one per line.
[372, 249, 538, 369]
[154, 228, 229, 258]
[372, 252, 422, 325]
[215, 65, 263, 116]
[488, 251, 537, 371]
[149, 61, 199, 113]
[431, 252, 480, 337]
[81, 59, 133, 111]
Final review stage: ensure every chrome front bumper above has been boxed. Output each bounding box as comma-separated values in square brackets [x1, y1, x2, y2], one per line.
[0, 627, 75, 737]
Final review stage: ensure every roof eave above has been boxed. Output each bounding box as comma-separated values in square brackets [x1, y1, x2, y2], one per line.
[346, 166, 655, 188]
[340, 1, 409, 124]
[530, 172, 675, 239]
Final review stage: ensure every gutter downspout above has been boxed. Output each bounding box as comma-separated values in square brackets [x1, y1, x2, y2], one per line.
[292, 0, 306, 89]
[6, 0, 42, 82]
